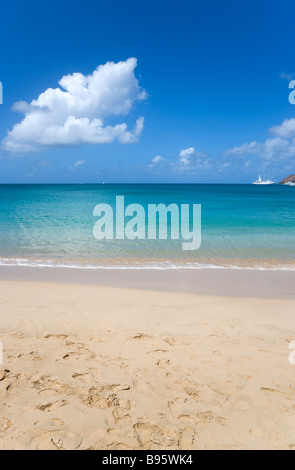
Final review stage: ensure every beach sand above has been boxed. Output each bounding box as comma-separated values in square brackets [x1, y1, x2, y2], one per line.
[0, 276, 295, 450]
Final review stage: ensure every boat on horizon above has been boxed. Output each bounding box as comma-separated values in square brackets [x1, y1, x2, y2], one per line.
[252, 175, 275, 185]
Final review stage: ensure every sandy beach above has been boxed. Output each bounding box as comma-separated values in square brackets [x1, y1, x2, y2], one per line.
[0, 271, 294, 450]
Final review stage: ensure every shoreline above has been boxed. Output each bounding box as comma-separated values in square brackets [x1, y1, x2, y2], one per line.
[1, 264, 295, 298]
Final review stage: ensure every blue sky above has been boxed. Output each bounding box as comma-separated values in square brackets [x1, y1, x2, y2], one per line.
[0, 0, 295, 183]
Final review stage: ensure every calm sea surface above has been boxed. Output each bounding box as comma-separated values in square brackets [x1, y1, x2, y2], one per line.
[0, 184, 294, 270]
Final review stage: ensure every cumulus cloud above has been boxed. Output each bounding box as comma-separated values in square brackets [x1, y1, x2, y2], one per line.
[148, 147, 210, 174]
[269, 118, 295, 139]
[176, 147, 209, 171]
[2, 58, 146, 153]
[224, 118, 295, 168]
[179, 147, 196, 166]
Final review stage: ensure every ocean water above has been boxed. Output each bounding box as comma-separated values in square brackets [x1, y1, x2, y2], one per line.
[0, 184, 295, 270]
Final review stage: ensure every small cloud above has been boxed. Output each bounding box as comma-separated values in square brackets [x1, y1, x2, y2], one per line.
[269, 118, 295, 139]
[224, 141, 257, 156]
[175, 147, 209, 171]
[69, 159, 86, 171]
[148, 155, 164, 168]
[74, 159, 86, 167]
[280, 72, 295, 81]
[152, 155, 163, 165]
[179, 147, 195, 166]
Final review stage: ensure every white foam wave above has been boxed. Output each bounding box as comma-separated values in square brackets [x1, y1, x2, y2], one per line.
[0, 257, 294, 271]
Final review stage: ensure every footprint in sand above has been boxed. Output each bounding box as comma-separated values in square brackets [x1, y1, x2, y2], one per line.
[107, 428, 134, 438]
[44, 334, 68, 340]
[133, 422, 177, 448]
[197, 411, 229, 427]
[107, 394, 134, 410]
[133, 422, 156, 447]
[5, 374, 29, 395]
[11, 333, 26, 340]
[84, 393, 109, 409]
[32, 376, 63, 392]
[108, 384, 130, 392]
[106, 429, 139, 449]
[132, 333, 153, 340]
[17, 351, 42, 361]
[208, 381, 242, 397]
[37, 389, 59, 397]
[163, 338, 177, 346]
[84, 386, 134, 411]
[107, 443, 133, 450]
[112, 408, 132, 425]
[62, 351, 83, 361]
[0, 369, 10, 382]
[261, 387, 291, 399]
[177, 414, 196, 426]
[72, 372, 93, 384]
[72, 368, 101, 384]
[146, 349, 168, 355]
[28, 429, 82, 450]
[89, 336, 105, 344]
[34, 418, 65, 428]
[156, 359, 170, 368]
[168, 397, 188, 417]
[178, 427, 196, 450]
[0, 418, 11, 432]
[37, 399, 69, 412]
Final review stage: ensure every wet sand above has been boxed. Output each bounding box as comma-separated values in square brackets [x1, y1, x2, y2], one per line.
[1, 265, 295, 298]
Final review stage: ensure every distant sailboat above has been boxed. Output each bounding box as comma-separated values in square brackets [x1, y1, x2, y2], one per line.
[252, 175, 275, 185]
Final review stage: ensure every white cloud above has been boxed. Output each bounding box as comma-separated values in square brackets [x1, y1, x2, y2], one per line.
[224, 118, 295, 168]
[179, 147, 195, 157]
[176, 147, 209, 171]
[74, 159, 86, 167]
[147, 155, 164, 170]
[69, 159, 86, 171]
[179, 147, 196, 166]
[224, 141, 258, 156]
[146, 147, 210, 174]
[269, 118, 295, 139]
[151, 155, 163, 165]
[174, 157, 211, 173]
[3, 58, 146, 153]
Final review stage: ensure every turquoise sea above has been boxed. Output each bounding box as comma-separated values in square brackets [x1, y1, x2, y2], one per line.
[0, 184, 295, 270]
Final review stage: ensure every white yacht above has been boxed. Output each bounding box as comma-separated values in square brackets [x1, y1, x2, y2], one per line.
[252, 175, 275, 185]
